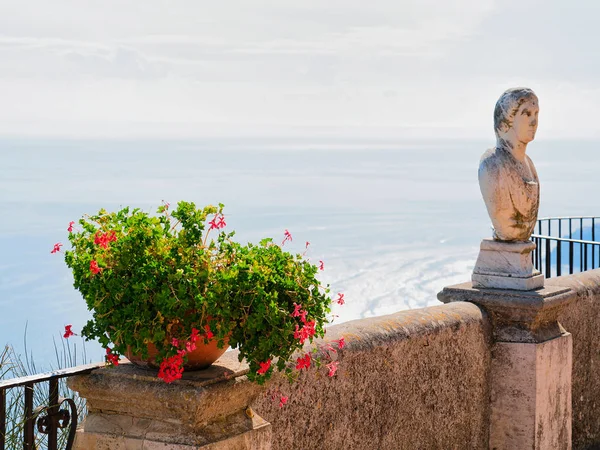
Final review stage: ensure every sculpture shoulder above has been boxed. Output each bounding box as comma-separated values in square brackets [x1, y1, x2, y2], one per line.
[478, 147, 504, 180]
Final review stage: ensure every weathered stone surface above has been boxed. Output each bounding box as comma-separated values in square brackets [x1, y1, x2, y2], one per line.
[438, 282, 574, 343]
[548, 269, 600, 449]
[480, 87, 540, 242]
[69, 352, 271, 449]
[252, 302, 492, 450]
[489, 335, 572, 450]
[472, 239, 544, 290]
[439, 279, 574, 450]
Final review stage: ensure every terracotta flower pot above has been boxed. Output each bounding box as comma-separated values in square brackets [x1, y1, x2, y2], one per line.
[125, 336, 230, 371]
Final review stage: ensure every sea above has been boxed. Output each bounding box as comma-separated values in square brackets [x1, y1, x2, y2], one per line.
[0, 137, 596, 368]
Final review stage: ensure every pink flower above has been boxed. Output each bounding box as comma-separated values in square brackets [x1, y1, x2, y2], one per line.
[105, 348, 119, 366]
[185, 341, 196, 353]
[336, 337, 345, 350]
[257, 359, 272, 375]
[336, 293, 345, 305]
[67, 221, 75, 233]
[319, 260, 324, 271]
[171, 338, 180, 347]
[63, 325, 74, 339]
[295, 353, 311, 370]
[281, 229, 292, 246]
[322, 343, 337, 354]
[90, 260, 102, 275]
[292, 302, 302, 318]
[299, 309, 308, 324]
[279, 395, 289, 408]
[305, 241, 310, 249]
[50, 242, 63, 254]
[326, 361, 339, 377]
[209, 214, 227, 230]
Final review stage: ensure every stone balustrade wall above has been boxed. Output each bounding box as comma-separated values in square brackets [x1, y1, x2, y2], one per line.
[70, 269, 600, 449]
[252, 302, 492, 450]
[551, 268, 600, 450]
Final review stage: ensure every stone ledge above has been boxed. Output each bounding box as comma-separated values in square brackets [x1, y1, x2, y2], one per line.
[69, 352, 271, 449]
[438, 282, 575, 343]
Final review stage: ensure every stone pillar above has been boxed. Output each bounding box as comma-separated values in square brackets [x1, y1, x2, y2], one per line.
[438, 283, 575, 450]
[68, 352, 271, 450]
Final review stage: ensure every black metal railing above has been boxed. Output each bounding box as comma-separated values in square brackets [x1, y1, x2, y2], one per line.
[531, 216, 600, 278]
[0, 362, 104, 450]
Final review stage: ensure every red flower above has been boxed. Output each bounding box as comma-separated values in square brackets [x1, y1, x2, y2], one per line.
[158, 353, 184, 383]
[336, 293, 345, 305]
[292, 302, 302, 318]
[257, 359, 272, 375]
[336, 337, 345, 350]
[293, 319, 315, 344]
[204, 324, 214, 340]
[326, 361, 339, 377]
[94, 231, 117, 249]
[67, 221, 75, 233]
[304, 320, 316, 338]
[299, 309, 308, 324]
[171, 338, 180, 347]
[293, 324, 307, 344]
[94, 231, 108, 249]
[279, 395, 289, 408]
[63, 325, 74, 339]
[190, 328, 200, 343]
[50, 242, 63, 254]
[281, 229, 292, 246]
[295, 353, 311, 370]
[209, 214, 227, 230]
[90, 260, 102, 275]
[105, 348, 119, 366]
[319, 260, 324, 271]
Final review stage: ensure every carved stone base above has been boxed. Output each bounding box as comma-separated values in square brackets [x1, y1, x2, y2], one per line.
[68, 353, 271, 450]
[472, 239, 544, 290]
[438, 282, 573, 343]
[438, 282, 575, 449]
[490, 334, 572, 450]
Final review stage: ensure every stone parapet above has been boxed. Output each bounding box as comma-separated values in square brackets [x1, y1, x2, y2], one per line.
[68, 352, 271, 449]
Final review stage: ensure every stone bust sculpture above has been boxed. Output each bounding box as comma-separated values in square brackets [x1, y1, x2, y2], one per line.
[479, 88, 540, 242]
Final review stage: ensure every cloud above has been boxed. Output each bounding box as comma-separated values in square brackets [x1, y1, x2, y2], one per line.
[1, 0, 600, 139]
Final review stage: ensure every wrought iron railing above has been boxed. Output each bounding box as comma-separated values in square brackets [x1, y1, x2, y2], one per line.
[531, 216, 600, 278]
[0, 362, 104, 450]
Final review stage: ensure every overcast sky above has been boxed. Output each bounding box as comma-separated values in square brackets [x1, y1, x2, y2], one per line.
[1, 0, 599, 140]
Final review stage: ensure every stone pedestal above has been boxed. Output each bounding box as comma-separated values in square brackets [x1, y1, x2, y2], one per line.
[472, 239, 544, 291]
[438, 283, 575, 450]
[68, 352, 271, 450]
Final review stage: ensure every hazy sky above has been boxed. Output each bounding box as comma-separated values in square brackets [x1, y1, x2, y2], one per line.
[1, 0, 599, 140]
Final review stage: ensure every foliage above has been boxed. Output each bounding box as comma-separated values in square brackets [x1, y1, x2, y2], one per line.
[62, 201, 333, 383]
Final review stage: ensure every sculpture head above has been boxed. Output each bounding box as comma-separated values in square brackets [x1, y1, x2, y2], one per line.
[493, 88, 539, 146]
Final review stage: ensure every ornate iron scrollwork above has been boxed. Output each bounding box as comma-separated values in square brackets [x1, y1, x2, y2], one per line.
[33, 397, 78, 450]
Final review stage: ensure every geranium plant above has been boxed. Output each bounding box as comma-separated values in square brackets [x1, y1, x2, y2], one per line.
[56, 201, 341, 385]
